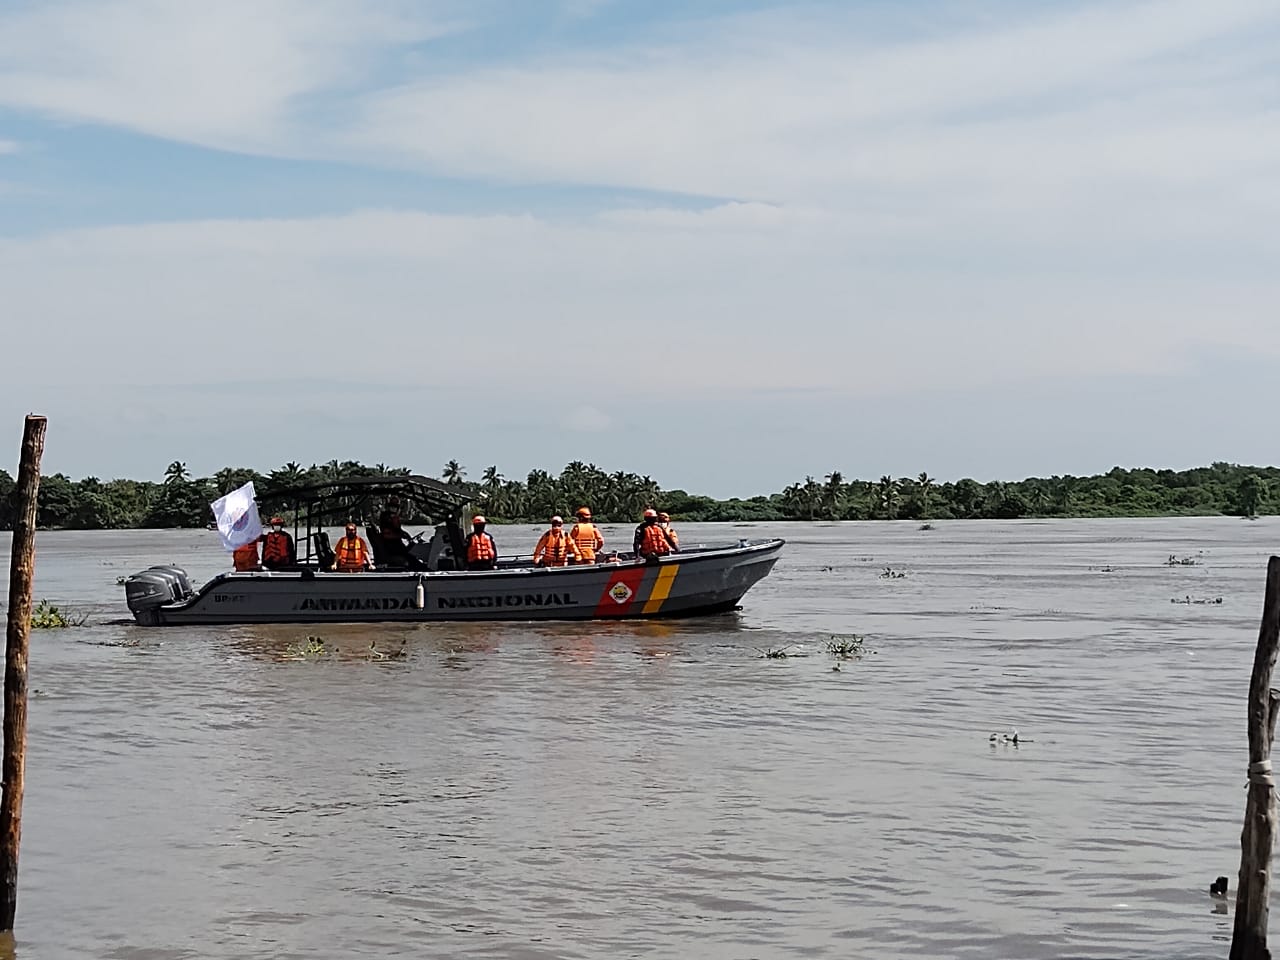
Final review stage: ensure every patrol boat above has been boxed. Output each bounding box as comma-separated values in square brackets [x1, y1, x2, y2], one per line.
[122, 475, 784, 626]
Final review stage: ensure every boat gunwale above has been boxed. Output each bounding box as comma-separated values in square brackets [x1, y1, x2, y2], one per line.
[212, 536, 785, 582]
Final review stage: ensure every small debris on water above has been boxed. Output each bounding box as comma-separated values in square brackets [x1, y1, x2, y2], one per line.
[368, 639, 408, 661]
[1170, 596, 1224, 605]
[759, 644, 805, 659]
[879, 567, 906, 580]
[1210, 876, 1229, 899]
[989, 728, 1034, 746]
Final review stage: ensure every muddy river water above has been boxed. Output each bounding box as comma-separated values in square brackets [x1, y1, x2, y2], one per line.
[0, 517, 1270, 958]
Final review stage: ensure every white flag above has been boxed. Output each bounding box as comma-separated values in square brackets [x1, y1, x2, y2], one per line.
[210, 481, 263, 551]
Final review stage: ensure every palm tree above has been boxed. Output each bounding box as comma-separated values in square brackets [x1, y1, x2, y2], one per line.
[270, 461, 304, 486]
[799, 476, 822, 520]
[442, 460, 466, 485]
[823, 471, 845, 520]
[163, 461, 189, 486]
[876, 475, 900, 520]
[917, 472, 934, 519]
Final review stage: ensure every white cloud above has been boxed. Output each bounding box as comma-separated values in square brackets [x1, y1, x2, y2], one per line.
[1, 0, 1278, 488]
[346, 0, 1280, 203]
[0, 140, 18, 155]
[0, 0, 460, 153]
[1, 207, 1276, 406]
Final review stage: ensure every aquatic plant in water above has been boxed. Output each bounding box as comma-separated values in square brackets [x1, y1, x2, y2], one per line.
[825, 635, 865, 659]
[283, 636, 327, 660]
[30, 600, 87, 629]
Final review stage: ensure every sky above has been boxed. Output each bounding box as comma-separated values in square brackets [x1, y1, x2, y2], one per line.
[1, 0, 1278, 498]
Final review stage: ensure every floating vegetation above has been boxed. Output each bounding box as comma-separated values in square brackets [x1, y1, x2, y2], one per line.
[367, 640, 408, 661]
[919, 523, 934, 531]
[879, 567, 907, 579]
[1167, 554, 1203, 566]
[825, 635, 865, 659]
[1088, 565, 1117, 573]
[759, 643, 805, 659]
[969, 603, 1007, 611]
[30, 600, 87, 629]
[1171, 596, 1224, 605]
[283, 636, 327, 660]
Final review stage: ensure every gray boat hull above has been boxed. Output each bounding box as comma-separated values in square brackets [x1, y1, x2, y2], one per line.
[125, 539, 784, 625]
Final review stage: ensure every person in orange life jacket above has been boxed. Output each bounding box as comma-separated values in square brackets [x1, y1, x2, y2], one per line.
[657, 511, 679, 550]
[260, 516, 296, 570]
[332, 522, 374, 572]
[232, 540, 261, 571]
[634, 508, 677, 559]
[533, 516, 583, 567]
[568, 507, 604, 564]
[465, 515, 498, 571]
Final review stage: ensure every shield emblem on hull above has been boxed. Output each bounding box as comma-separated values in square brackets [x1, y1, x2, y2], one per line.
[609, 582, 634, 604]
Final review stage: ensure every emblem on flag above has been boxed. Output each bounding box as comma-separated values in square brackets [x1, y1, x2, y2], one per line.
[210, 481, 264, 552]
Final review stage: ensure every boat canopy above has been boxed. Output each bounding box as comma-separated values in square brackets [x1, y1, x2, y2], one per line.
[258, 474, 478, 527]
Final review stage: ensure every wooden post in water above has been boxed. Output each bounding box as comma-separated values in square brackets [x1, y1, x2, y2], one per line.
[0, 415, 45, 933]
[1231, 555, 1280, 960]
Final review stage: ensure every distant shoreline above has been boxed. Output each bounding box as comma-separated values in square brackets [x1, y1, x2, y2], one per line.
[0, 460, 1273, 530]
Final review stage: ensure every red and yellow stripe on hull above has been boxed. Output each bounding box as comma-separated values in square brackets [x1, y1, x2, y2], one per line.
[594, 563, 681, 617]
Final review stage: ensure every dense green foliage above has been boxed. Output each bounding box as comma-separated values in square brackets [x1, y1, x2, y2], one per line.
[0, 460, 1276, 530]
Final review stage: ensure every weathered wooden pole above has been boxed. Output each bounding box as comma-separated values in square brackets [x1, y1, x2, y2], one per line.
[0, 415, 45, 933]
[1231, 555, 1280, 960]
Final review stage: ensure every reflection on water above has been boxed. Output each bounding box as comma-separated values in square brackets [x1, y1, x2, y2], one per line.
[0, 517, 1271, 958]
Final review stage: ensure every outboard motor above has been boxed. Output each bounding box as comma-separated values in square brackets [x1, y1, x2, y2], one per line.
[124, 565, 195, 624]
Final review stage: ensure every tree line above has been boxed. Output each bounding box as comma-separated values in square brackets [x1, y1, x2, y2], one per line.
[0, 459, 1275, 530]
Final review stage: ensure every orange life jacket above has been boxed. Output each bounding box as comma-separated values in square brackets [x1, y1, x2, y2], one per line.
[569, 522, 603, 562]
[262, 531, 293, 566]
[662, 524, 679, 548]
[535, 528, 580, 566]
[334, 535, 368, 571]
[467, 532, 496, 563]
[232, 542, 260, 571]
[639, 523, 672, 557]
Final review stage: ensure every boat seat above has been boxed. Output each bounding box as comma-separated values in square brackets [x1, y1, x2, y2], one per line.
[365, 525, 388, 566]
[312, 531, 335, 569]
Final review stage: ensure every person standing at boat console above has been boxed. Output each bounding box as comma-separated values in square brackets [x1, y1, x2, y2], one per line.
[534, 516, 582, 567]
[332, 523, 374, 572]
[569, 507, 604, 564]
[465, 515, 498, 571]
[635, 509, 677, 560]
[378, 507, 416, 567]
